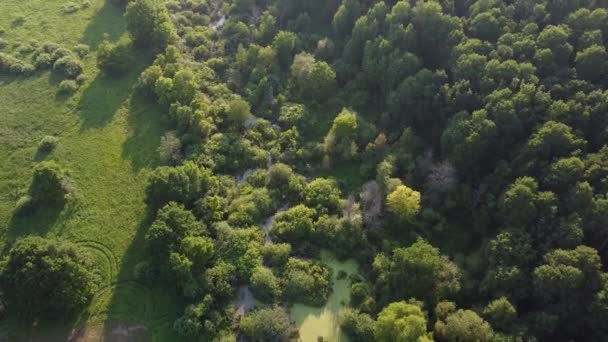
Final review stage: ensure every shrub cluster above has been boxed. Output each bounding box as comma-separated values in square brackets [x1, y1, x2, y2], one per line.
[96, 40, 133, 76]
[0, 52, 34, 75]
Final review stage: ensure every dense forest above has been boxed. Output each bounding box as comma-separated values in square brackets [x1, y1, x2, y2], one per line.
[2, 0, 608, 341]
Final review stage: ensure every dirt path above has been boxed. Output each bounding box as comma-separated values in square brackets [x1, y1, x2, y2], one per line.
[14, 321, 147, 342]
[262, 204, 288, 244]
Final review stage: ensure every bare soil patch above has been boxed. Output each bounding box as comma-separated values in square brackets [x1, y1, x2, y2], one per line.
[16, 321, 147, 342]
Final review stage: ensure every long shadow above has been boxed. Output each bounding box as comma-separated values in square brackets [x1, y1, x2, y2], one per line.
[77, 66, 143, 130]
[75, 0, 143, 130]
[2, 199, 76, 255]
[121, 92, 164, 172]
[102, 210, 184, 341]
[33, 148, 53, 162]
[80, 1, 126, 49]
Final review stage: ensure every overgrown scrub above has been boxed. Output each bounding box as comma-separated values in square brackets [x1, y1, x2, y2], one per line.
[0, 52, 34, 75]
[38, 135, 59, 152]
[73, 44, 90, 58]
[97, 40, 133, 75]
[58, 79, 79, 95]
[28, 161, 72, 205]
[281, 257, 331, 306]
[53, 55, 83, 78]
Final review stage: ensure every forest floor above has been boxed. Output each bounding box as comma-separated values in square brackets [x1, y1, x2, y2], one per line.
[0, 0, 181, 340]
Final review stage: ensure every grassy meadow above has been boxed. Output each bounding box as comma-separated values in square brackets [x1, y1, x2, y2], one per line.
[0, 0, 182, 339]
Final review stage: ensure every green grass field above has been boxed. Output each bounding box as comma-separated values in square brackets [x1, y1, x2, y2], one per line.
[0, 0, 182, 339]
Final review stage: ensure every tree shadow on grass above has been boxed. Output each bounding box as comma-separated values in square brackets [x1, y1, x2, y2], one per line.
[76, 52, 152, 131]
[4, 198, 77, 243]
[122, 92, 164, 172]
[80, 1, 126, 48]
[102, 210, 184, 341]
[76, 70, 137, 130]
[33, 149, 51, 162]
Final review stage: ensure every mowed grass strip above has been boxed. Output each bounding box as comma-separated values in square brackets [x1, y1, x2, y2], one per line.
[0, 0, 182, 339]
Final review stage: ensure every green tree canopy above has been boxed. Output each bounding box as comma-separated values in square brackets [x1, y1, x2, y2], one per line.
[374, 301, 433, 342]
[240, 306, 292, 342]
[0, 237, 99, 318]
[434, 307, 495, 342]
[126, 0, 176, 49]
[29, 161, 71, 205]
[377, 239, 461, 303]
[386, 184, 421, 224]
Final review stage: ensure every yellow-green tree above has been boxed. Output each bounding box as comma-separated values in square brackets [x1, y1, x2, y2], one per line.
[386, 185, 421, 223]
[374, 301, 433, 342]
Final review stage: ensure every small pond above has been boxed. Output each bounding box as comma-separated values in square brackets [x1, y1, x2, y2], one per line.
[290, 250, 358, 342]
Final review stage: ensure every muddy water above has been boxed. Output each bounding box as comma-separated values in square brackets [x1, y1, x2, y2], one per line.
[290, 251, 357, 342]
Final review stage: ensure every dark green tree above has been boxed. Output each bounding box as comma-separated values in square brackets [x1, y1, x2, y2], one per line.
[0, 237, 99, 318]
[125, 0, 176, 49]
[376, 239, 461, 304]
[29, 161, 71, 205]
[240, 306, 292, 342]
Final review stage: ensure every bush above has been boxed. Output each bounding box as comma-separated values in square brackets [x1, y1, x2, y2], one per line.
[16, 43, 34, 55]
[38, 135, 58, 152]
[53, 55, 83, 78]
[240, 306, 292, 341]
[73, 44, 90, 58]
[250, 266, 282, 302]
[434, 309, 494, 342]
[139, 64, 163, 90]
[34, 52, 53, 68]
[145, 201, 207, 259]
[158, 131, 182, 165]
[97, 40, 133, 75]
[282, 258, 331, 306]
[76, 74, 87, 85]
[262, 243, 291, 267]
[0, 236, 99, 318]
[279, 103, 307, 126]
[303, 177, 342, 214]
[375, 301, 433, 342]
[52, 47, 73, 60]
[58, 79, 79, 95]
[41, 41, 60, 54]
[270, 204, 317, 243]
[145, 162, 211, 209]
[29, 161, 71, 204]
[265, 163, 305, 199]
[0, 52, 35, 75]
[62, 2, 81, 14]
[339, 308, 375, 342]
[483, 297, 517, 332]
[0, 38, 6, 49]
